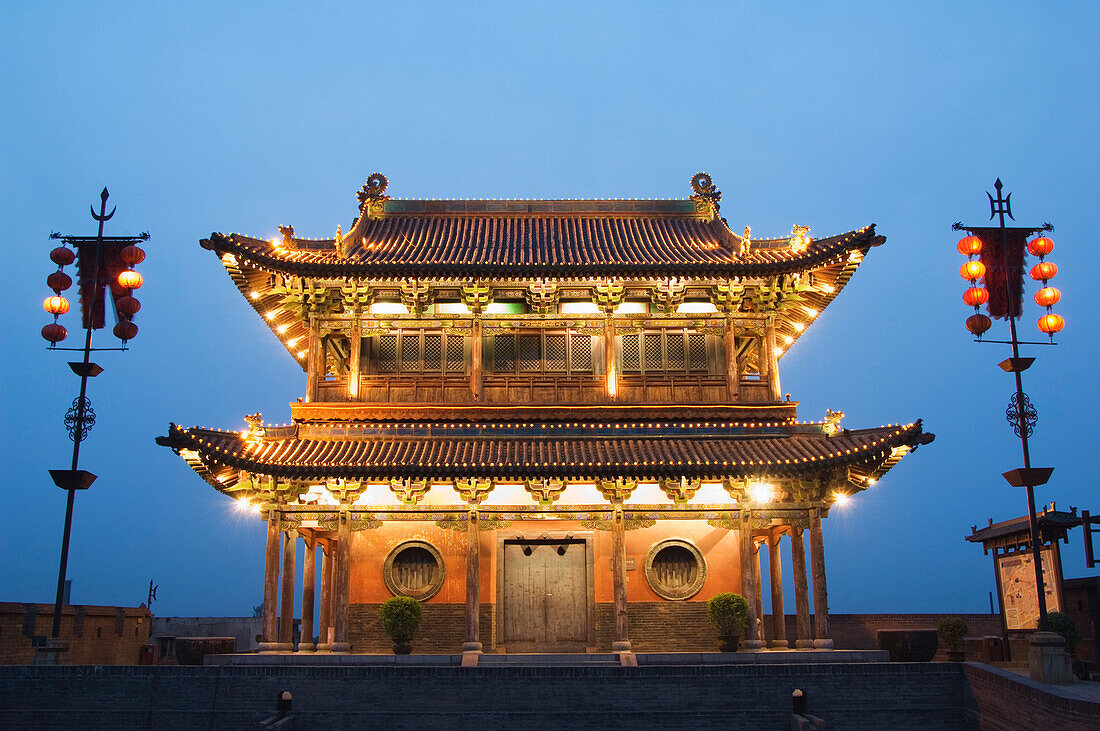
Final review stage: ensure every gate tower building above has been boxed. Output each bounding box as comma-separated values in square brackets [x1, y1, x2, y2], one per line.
[159, 173, 933, 654]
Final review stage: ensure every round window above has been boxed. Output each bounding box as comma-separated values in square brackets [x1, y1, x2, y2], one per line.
[644, 539, 706, 600]
[383, 540, 445, 601]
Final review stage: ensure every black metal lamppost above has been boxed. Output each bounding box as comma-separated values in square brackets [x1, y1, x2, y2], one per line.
[40, 188, 148, 646]
[953, 179, 1062, 632]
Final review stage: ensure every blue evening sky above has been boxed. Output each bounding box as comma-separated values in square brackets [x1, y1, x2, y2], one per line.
[2, 2, 1096, 617]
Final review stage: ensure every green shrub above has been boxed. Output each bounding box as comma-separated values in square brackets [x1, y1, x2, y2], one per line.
[937, 617, 968, 652]
[1047, 612, 1081, 653]
[379, 596, 423, 640]
[706, 593, 749, 636]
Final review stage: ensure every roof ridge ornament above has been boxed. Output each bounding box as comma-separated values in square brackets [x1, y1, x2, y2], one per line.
[823, 409, 845, 435]
[789, 225, 811, 253]
[690, 172, 721, 215]
[357, 173, 390, 207]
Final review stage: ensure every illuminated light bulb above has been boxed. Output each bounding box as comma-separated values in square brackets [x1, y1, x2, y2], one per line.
[276, 324, 289, 334]
[773, 347, 784, 356]
[793, 322, 804, 332]
[832, 491, 850, 505]
[286, 337, 300, 347]
[749, 482, 775, 503]
[821, 285, 835, 293]
[783, 335, 794, 344]
[803, 307, 818, 317]
[866, 478, 876, 486]
[222, 253, 238, 265]
[250, 291, 260, 300]
[297, 350, 307, 359]
[265, 311, 277, 320]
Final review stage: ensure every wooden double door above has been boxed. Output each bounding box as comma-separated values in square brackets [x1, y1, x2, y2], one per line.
[502, 538, 589, 652]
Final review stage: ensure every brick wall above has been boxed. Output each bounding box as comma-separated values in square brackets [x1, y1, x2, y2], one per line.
[0, 603, 151, 665]
[348, 603, 494, 653]
[963, 662, 1100, 730]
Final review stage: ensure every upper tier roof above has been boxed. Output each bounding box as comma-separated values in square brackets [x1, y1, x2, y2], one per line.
[202, 174, 884, 279]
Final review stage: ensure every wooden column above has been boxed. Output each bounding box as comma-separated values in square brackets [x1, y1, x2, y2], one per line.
[470, 319, 483, 401]
[611, 506, 631, 651]
[724, 318, 740, 401]
[464, 509, 482, 654]
[278, 529, 296, 651]
[768, 531, 788, 649]
[316, 543, 333, 652]
[765, 316, 781, 400]
[809, 508, 833, 649]
[305, 326, 320, 402]
[298, 535, 316, 652]
[604, 317, 617, 400]
[347, 325, 361, 400]
[753, 540, 766, 646]
[330, 513, 352, 653]
[258, 510, 281, 653]
[790, 526, 814, 649]
[738, 509, 763, 650]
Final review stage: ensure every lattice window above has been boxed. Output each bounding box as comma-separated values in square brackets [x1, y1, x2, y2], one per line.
[446, 336, 465, 373]
[494, 335, 516, 372]
[372, 330, 465, 374]
[624, 331, 711, 373]
[518, 334, 541, 372]
[687, 333, 707, 371]
[667, 335, 685, 370]
[545, 334, 566, 371]
[423, 334, 442, 371]
[492, 331, 593, 374]
[621, 334, 641, 371]
[571, 337, 592, 371]
[378, 335, 397, 372]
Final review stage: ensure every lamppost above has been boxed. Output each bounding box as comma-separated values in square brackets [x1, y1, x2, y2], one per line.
[953, 179, 1061, 635]
[40, 188, 148, 653]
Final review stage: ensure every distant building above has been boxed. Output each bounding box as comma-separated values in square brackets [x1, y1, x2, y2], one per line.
[159, 173, 933, 653]
[150, 617, 264, 660]
[0, 602, 151, 664]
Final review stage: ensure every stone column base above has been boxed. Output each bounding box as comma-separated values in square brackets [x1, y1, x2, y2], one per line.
[297, 643, 315, 653]
[462, 641, 483, 654]
[739, 639, 765, 652]
[1028, 631, 1073, 684]
[813, 639, 834, 650]
[315, 643, 331, 653]
[794, 639, 815, 650]
[329, 642, 350, 654]
[612, 640, 633, 652]
[769, 640, 789, 650]
[276, 642, 295, 652]
[257, 642, 280, 654]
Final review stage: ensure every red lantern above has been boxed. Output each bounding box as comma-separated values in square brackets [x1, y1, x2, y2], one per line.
[1037, 313, 1064, 335]
[960, 260, 986, 281]
[1034, 287, 1061, 308]
[50, 247, 76, 266]
[1030, 261, 1057, 281]
[116, 295, 141, 316]
[113, 321, 138, 341]
[966, 313, 992, 336]
[43, 295, 69, 315]
[120, 245, 146, 266]
[41, 323, 67, 343]
[117, 269, 143, 289]
[956, 235, 982, 256]
[1028, 237, 1054, 257]
[962, 287, 988, 307]
[47, 271, 72, 292]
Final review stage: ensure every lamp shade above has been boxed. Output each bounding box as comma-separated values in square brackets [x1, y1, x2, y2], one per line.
[966, 313, 992, 336]
[1037, 313, 1064, 335]
[1034, 287, 1061, 308]
[1027, 237, 1054, 257]
[118, 269, 143, 289]
[1030, 262, 1057, 281]
[960, 260, 986, 281]
[963, 287, 988, 307]
[957, 235, 983, 256]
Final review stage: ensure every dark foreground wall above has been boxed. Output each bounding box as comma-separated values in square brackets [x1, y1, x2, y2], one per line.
[0, 663, 966, 730]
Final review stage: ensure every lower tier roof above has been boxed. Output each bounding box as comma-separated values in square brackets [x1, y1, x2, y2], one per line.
[157, 419, 933, 485]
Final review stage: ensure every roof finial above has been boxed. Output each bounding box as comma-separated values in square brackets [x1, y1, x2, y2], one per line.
[690, 172, 721, 214]
[357, 173, 390, 208]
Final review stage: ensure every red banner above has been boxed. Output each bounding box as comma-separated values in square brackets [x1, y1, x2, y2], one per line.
[973, 227, 1028, 320]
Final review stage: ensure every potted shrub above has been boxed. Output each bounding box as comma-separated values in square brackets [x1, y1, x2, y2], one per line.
[706, 593, 749, 651]
[937, 617, 968, 662]
[379, 596, 423, 655]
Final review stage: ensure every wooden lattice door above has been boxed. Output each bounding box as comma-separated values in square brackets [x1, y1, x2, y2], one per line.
[502, 539, 588, 652]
